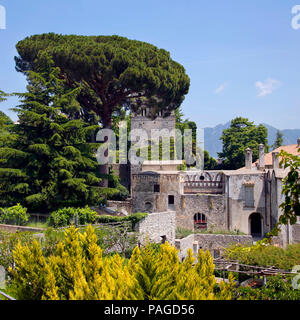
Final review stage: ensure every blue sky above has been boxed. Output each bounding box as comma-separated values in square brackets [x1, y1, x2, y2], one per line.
[0, 0, 300, 129]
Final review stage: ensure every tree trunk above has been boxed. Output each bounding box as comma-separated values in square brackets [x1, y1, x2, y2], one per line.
[98, 114, 113, 187]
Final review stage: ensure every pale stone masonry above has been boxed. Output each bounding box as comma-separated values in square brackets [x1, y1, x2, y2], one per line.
[134, 211, 176, 246]
[129, 143, 300, 247]
[111, 110, 300, 249]
[175, 234, 253, 261]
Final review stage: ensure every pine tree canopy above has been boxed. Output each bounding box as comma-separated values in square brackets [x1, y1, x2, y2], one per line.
[15, 33, 190, 129]
[0, 59, 113, 212]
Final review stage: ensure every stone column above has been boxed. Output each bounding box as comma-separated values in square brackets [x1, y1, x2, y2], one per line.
[258, 144, 265, 170]
[245, 148, 253, 169]
[272, 152, 279, 169]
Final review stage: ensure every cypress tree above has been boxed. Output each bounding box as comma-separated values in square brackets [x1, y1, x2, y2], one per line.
[272, 130, 284, 150]
[0, 56, 105, 212]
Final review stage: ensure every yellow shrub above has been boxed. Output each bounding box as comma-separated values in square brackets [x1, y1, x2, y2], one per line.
[10, 226, 234, 300]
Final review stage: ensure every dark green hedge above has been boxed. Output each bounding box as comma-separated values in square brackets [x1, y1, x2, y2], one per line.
[96, 212, 148, 229]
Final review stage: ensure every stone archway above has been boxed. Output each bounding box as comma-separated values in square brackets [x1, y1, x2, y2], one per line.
[145, 202, 153, 213]
[249, 212, 263, 238]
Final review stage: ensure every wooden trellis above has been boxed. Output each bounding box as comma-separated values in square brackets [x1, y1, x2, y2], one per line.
[213, 257, 298, 283]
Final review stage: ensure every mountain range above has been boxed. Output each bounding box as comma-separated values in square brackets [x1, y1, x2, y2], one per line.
[204, 122, 300, 158]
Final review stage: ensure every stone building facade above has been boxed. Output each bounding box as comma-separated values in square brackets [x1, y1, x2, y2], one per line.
[131, 109, 176, 139]
[130, 145, 300, 247]
[112, 113, 300, 247]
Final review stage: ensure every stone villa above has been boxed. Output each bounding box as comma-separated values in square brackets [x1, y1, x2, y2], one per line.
[109, 111, 300, 248]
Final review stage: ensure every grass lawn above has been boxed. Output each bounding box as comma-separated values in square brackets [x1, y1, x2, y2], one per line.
[26, 222, 49, 229]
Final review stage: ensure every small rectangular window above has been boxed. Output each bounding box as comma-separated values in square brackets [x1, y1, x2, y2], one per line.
[154, 184, 160, 193]
[245, 186, 254, 207]
[168, 195, 175, 205]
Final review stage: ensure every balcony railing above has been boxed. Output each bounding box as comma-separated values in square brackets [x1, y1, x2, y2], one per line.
[184, 181, 223, 194]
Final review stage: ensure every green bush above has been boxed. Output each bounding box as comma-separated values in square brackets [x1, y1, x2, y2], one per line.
[0, 204, 29, 226]
[48, 206, 97, 227]
[101, 187, 129, 201]
[232, 275, 300, 300]
[176, 227, 193, 239]
[224, 242, 300, 270]
[96, 212, 148, 229]
[0, 230, 34, 274]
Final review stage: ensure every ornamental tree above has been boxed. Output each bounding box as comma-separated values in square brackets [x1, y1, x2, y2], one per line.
[0, 90, 12, 130]
[272, 130, 284, 150]
[15, 34, 190, 183]
[15, 34, 190, 128]
[218, 117, 269, 170]
[0, 57, 107, 212]
[10, 226, 235, 300]
[279, 148, 300, 223]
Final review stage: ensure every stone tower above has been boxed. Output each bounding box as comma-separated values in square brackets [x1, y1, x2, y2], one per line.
[131, 108, 176, 138]
[130, 108, 176, 174]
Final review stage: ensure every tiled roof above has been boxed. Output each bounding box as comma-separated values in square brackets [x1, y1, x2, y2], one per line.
[254, 144, 300, 167]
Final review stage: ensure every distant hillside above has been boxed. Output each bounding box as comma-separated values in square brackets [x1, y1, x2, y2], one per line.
[204, 122, 300, 158]
[204, 122, 230, 159]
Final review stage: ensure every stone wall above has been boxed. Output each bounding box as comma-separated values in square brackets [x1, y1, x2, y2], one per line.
[177, 194, 227, 231]
[175, 233, 253, 260]
[194, 233, 253, 254]
[175, 234, 197, 261]
[0, 224, 44, 233]
[106, 200, 133, 216]
[131, 114, 176, 141]
[134, 211, 176, 245]
[291, 223, 300, 244]
[132, 172, 183, 213]
[225, 172, 267, 235]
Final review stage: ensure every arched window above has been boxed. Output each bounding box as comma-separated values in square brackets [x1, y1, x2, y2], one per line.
[194, 213, 207, 230]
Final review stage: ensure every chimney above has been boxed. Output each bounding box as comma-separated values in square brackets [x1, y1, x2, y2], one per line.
[245, 148, 253, 169]
[258, 144, 265, 170]
[272, 152, 279, 169]
[297, 138, 300, 148]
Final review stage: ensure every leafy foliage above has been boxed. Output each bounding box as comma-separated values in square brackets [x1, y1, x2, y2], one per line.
[16, 34, 190, 128]
[0, 111, 13, 128]
[0, 95, 14, 148]
[96, 212, 148, 229]
[175, 108, 218, 169]
[0, 230, 34, 274]
[224, 242, 300, 270]
[272, 130, 284, 150]
[48, 206, 97, 227]
[0, 90, 8, 103]
[0, 58, 106, 211]
[175, 227, 193, 239]
[218, 117, 269, 169]
[9, 226, 235, 300]
[106, 172, 129, 201]
[233, 275, 300, 300]
[0, 204, 29, 226]
[279, 148, 300, 223]
[16, 33, 190, 184]
[94, 223, 138, 258]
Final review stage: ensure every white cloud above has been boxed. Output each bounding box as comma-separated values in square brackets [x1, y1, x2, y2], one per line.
[255, 78, 281, 97]
[214, 83, 227, 94]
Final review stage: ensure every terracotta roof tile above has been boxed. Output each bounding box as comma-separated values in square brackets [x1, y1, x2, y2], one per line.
[254, 144, 300, 167]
